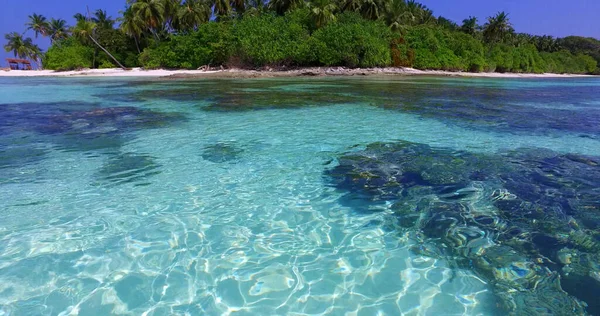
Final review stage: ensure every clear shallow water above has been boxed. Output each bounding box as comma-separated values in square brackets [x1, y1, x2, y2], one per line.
[0, 76, 599, 315]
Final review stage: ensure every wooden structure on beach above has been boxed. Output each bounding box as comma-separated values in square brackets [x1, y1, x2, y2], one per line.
[6, 58, 33, 70]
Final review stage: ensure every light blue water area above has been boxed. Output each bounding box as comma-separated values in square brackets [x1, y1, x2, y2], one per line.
[0, 76, 599, 315]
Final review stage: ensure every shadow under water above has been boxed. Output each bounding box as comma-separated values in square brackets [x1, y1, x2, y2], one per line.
[95, 153, 162, 186]
[0, 102, 186, 154]
[201, 141, 245, 163]
[325, 141, 600, 315]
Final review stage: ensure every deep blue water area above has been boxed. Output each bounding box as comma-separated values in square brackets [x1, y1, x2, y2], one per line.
[1, 76, 599, 315]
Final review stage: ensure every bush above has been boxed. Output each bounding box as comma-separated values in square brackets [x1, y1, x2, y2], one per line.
[311, 12, 392, 67]
[43, 37, 94, 70]
[232, 12, 313, 67]
[541, 50, 598, 74]
[139, 23, 234, 69]
[404, 26, 485, 71]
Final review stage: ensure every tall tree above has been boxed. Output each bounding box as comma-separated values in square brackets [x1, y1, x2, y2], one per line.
[360, 0, 382, 20]
[119, 6, 145, 52]
[74, 13, 87, 23]
[93, 9, 115, 29]
[483, 11, 514, 44]
[308, 0, 337, 28]
[131, 0, 166, 34]
[437, 16, 458, 31]
[230, 0, 246, 16]
[268, 0, 303, 15]
[4, 32, 30, 58]
[4, 32, 41, 67]
[460, 16, 478, 36]
[48, 18, 70, 43]
[174, 0, 211, 32]
[212, 0, 232, 18]
[72, 20, 97, 44]
[25, 14, 49, 38]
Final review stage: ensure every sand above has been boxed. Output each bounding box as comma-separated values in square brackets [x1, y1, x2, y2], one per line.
[0, 67, 595, 79]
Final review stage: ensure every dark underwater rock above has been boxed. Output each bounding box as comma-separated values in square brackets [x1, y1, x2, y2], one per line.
[201, 142, 244, 163]
[96, 153, 161, 185]
[326, 141, 600, 315]
[0, 102, 185, 152]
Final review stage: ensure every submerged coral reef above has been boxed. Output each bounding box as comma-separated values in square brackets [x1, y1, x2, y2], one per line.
[326, 141, 600, 315]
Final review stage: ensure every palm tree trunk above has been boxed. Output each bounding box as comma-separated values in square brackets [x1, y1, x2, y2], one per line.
[134, 36, 141, 54]
[88, 35, 127, 69]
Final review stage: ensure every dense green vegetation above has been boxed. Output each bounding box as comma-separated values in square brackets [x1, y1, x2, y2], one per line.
[4, 0, 599, 74]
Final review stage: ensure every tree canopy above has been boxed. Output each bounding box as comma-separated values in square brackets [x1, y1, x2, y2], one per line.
[4, 0, 599, 74]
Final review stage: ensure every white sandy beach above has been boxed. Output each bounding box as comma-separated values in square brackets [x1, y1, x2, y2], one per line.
[0, 67, 595, 78]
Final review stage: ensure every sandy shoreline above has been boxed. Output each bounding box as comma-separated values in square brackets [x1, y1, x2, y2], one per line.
[0, 67, 596, 79]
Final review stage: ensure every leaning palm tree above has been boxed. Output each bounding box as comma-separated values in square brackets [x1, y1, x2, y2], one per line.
[74, 13, 127, 69]
[25, 14, 49, 38]
[72, 20, 97, 44]
[483, 11, 514, 44]
[48, 18, 69, 43]
[307, 0, 337, 28]
[174, 0, 211, 32]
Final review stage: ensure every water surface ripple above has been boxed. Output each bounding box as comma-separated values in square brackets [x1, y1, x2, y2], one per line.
[0, 76, 599, 315]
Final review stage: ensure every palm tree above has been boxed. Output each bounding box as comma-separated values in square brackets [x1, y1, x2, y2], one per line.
[231, 0, 245, 15]
[48, 18, 69, 43]
[4, 32, 42, 68]
[483, 11, 514, 44]
[308, 0, 337, 28]
[4, 32, 29, 58]
[268, 0, 303, 15]
[131, 0, 166, 34]
[212, 0, 232, 18]
[174, 0, 211, 32]
[245, 0, 266, 16]
[460, 16, 478, 36]
[93, 9, 115, 29]
[383, 0, 408, 32]
[360, 0, 382, 20]
[74, 13, 87, 23]
[72, 20, 97, 44]
[119, 6, 145, 52]
[25, 14, 49, 38]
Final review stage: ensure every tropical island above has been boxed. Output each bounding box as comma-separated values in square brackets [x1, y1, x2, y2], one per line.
[3, 0, 600, 75]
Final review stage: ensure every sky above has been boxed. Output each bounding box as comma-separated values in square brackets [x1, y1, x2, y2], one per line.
[1, 0, 599, 65]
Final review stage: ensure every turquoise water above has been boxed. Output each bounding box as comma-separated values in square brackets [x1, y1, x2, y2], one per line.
[1, 76, 600, 315]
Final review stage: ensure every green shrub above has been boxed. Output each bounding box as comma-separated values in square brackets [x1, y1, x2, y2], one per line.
[43, 37, 94, 71]
[139, 23, 234, 69]
[404, 26, 485, 71]
[98, 60, 115, 69]
[541, 50, 598, 74]
[232, 12, 313, 67]
[311, 12, 392, 67]
[486, 44, 513, 72]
